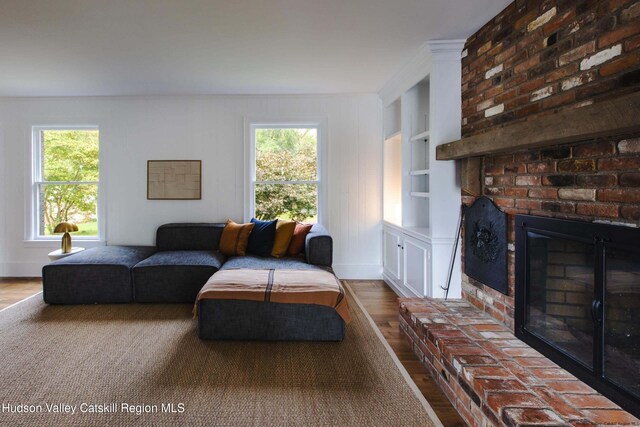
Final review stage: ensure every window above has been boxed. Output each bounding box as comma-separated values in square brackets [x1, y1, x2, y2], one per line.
[31, 127, 100, 239]
[249, 124, 323, 223]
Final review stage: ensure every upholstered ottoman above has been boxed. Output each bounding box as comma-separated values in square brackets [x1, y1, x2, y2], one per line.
[196, 260, 349, 341]
[198, 300, 345, 341]
[43, 246, 156, 304]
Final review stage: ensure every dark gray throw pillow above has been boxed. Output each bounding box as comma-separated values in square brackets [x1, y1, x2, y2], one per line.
[247, 218, 277, 257]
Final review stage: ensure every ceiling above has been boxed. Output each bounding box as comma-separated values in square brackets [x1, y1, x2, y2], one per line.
[0, 0, 511, 96]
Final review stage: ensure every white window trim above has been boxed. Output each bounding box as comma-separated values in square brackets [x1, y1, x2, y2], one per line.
[26, 125, 105, 244]
[244, 118, 328, 227]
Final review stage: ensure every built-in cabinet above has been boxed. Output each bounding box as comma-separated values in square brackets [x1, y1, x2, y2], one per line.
[381, 40, 464, 298]
[383, 223, 434, 298]
[382, 226, 403, 283]
[403, 234, 431, 297]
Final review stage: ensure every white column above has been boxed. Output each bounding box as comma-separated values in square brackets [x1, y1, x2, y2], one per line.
[428, 40, 465, 298]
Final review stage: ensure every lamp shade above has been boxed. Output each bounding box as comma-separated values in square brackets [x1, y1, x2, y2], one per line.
[53, 222, 79, 234]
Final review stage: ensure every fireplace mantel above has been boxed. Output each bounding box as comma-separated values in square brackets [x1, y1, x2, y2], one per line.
[436, 91, 640, 161]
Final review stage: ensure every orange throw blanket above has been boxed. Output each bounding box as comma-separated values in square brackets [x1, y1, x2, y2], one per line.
[195, 269, 351, 324]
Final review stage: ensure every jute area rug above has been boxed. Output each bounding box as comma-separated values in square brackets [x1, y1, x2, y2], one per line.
[0, 284, 442, 426]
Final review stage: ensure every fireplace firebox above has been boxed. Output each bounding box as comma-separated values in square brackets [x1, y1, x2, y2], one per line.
[515, 215, 640, 417]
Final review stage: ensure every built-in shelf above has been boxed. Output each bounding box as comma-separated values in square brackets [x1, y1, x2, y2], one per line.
[410, 192, 430, 198]
[383, 221, 432, 242]
[383, 131, 402, 225]
[382, 40, 463, 300]
[410, 130, 430, 141]
[402, 226, 431, 241]
[385, 130, 401, 140]
[383, 220, 403, 229]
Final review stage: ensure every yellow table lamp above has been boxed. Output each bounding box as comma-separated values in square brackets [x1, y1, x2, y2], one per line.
[54, 222, 79, 253]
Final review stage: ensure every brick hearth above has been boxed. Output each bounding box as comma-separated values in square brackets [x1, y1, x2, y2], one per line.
[399, 298, 639, 427]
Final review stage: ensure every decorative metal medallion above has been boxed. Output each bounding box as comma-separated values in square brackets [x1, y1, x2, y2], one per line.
[471, 220, 500, 264]
[464, 196, 508, 294]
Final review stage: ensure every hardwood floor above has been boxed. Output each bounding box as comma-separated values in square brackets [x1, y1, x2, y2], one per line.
[347, 279, 465, 427]
[0, 277, 464, 426]
[0, 278, 42, 310]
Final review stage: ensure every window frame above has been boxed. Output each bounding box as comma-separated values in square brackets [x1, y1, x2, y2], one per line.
[245, 119, 327, 226]
[28, 125, 104, 242]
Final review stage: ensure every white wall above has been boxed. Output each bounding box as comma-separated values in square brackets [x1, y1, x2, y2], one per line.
[0, 94, 383, 278]
[0, 119, 6, 277]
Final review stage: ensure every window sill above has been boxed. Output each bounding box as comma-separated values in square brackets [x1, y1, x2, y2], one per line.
[23, 239, 106, 249]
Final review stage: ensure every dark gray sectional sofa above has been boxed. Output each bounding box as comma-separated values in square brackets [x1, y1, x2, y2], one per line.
[42, 222, 342, 341]
[133, 223, 226, 303]
[43, 223, 333, 305]
[42, 246, 156, 304]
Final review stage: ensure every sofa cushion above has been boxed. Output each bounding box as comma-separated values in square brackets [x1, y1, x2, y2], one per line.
[156, 223, 225, 251]
[247, 218, 277, 257]
[133, 250, 225, 303]
[287, 223, 313, 256]
[43, 246, 156, 304]
[135, 250, 225, 268]
[271, 219, 296, 258]
[219, 220, 254, 256]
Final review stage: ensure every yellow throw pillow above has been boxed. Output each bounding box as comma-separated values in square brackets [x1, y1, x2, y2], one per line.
[271, 219, 296, 258]
[219, 219, 254, 256]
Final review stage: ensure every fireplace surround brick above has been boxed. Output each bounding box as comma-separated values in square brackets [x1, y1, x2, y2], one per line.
[462, 136, 640, 330]
[459, 0, 640, 330]
[399, 299, 640, 427]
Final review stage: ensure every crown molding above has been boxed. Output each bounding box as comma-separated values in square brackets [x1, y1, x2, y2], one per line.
[378, 39, 466, 106]
[428, 40, 467, 61]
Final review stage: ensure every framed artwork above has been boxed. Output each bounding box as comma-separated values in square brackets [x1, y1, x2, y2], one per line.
[147, 160, 201, 200]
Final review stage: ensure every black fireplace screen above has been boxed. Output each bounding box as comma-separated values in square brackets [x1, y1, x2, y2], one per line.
[464, 197, 507, 294]
[515, 215, 640, 417]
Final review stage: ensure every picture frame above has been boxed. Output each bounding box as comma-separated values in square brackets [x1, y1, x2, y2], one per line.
[147, 160, 202, 200]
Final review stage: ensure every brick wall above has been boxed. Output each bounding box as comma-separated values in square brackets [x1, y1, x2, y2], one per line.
[462, 0, 640, 136]
[460, 0, 640, 329]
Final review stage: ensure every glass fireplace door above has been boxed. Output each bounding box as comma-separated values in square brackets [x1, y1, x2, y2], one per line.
[604, 246, 640, 401]
[525, 232, 595, 370]
[516, 215, 640, 418]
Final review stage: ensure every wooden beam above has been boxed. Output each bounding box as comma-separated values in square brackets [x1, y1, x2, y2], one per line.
[436, 91, 640, 160]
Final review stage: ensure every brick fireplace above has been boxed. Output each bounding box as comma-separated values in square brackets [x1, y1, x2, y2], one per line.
[458, 0, 640, 331]
[399, 1, 640, 425]
[462, 136, 640, 331]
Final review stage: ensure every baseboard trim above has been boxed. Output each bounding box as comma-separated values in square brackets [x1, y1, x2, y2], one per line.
[332, 264, 382, 280]
[2, 262, 44, 278]
[382, 274, 408, 297]
[382, 273, 424, 298]
[3, 261, 382, 280]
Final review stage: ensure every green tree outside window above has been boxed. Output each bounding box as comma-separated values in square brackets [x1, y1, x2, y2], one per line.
[254, 128, 318, 222]
[39, 130, 99, 236]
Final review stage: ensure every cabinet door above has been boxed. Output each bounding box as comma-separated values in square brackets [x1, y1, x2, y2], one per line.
[383, 228, 403, 282]
[403, 235, 431, 297]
